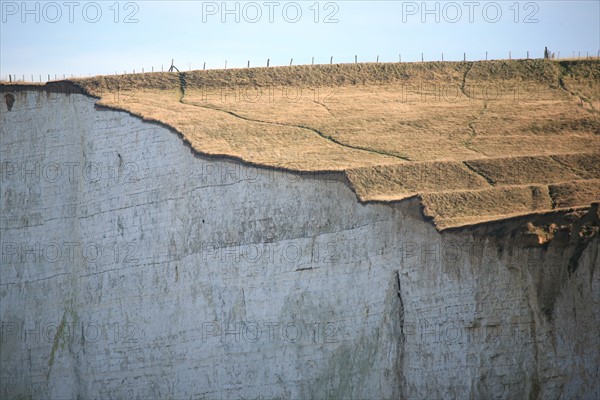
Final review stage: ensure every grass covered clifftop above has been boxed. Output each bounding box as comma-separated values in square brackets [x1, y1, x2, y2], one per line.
[3, 59, 598, 229]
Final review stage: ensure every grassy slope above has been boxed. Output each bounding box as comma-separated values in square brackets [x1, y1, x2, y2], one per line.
[5, 59, 598, 229]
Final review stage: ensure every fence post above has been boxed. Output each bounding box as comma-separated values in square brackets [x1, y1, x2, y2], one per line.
[377, 55, 379, 63]
[463, 53, 466, 62]
[48, 74, 50, 81]
[527, 51, 529, 59]
[203, 62, 206, 70]
[399, 53, 401, 62]
[355, 55, 357, 64]
[486, 51, 488, 60]
[290, 58, 293, 66]
[225, 60, 227, 69]
[9, 74, 11, 82]
[312, 56, 314, 65]
[421, 53, 424, 62]
[330, 56, 333, 64]
[162, 64, 164, 72]
[248, 60, 250, 68]
[509, 51, 511, 60]
[267, 59, 269, 67]
[441, 53, 444, 61]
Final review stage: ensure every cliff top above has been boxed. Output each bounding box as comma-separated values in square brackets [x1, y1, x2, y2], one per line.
[2, 59, 599, 229]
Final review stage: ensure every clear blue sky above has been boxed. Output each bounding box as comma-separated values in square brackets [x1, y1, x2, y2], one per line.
[1, 0, 599, 81]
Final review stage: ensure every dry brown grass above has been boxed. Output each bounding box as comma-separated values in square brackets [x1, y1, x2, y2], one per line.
[3, 59, 598, 229]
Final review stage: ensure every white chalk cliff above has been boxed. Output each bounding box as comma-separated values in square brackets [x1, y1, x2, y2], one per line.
[1, 89, 598, 399]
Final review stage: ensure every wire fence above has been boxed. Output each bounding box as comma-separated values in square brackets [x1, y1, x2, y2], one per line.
[4, 50, 600, 83]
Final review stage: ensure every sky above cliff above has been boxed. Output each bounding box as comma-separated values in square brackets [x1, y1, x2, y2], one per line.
[1, 0, 599, 80]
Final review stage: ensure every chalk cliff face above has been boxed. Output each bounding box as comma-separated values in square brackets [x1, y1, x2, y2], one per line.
[1, 90, 598, 399]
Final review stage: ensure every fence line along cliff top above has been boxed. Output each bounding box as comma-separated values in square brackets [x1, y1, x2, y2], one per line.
[2, 59, 599, 229]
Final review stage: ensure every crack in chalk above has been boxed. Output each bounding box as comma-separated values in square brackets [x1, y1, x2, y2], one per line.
[77, 179, 252, 220]
[1, 272, 71, 286]
[47, 311, 68, 380]
[526, 291, 541, 400]
[395, 270, 406, 398]
[395, 270, 405, 336]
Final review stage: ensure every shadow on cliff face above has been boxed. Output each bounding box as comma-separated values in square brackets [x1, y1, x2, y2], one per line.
[4, 93, 15, 111]
[524, 204, 599, 320]
[476, 203, 600, 321]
